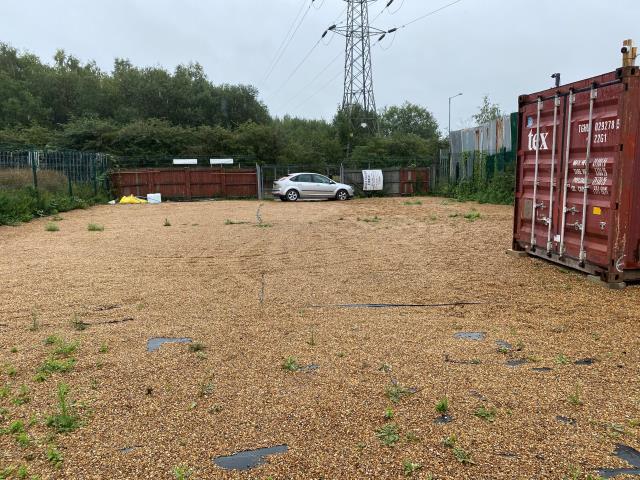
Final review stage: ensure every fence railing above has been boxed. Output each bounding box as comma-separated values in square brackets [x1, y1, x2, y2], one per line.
[0, 150, 110, 197]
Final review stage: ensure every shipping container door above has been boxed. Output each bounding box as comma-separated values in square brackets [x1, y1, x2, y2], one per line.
[516, 95, 563, 255]
[557, 82, 623, 268]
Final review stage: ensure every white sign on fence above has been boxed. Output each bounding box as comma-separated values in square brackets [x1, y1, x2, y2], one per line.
[173, 159, 198, 165]
[210, 158, 234, 165]
[362, 169, 384, 191]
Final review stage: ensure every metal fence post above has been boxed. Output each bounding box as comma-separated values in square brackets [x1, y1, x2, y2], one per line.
[67, 155, 73, 198]
[30, 151, 39, 195]
[256, 163, 263, 200]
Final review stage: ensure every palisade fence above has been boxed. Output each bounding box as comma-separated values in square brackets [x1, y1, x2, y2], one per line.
[0, 150, 110, 198]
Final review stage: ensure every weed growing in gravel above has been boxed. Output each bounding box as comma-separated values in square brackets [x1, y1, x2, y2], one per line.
[37, 358, 76, 380]
[255, 223, 273, 228]
[386, 384, 415, 404]
[307, 329, 316, 346]
[435, 397, 449, 416]
[87, 223, 104, 232]
[12, 385, 30, 406]
[45, 223, 59, 232]
[71, 316, 88, 331]
[361, 216, 381, 223]
[5, 420, 25, 434]
[46, 383, 80, 433]
[224, 219, 249, 225]
[282, 356, 299, 372]
[172, 465, 193, 480]
[29, 311, 40, 332]
[99, 343, 108, 353]
[448, 213, 460, 218]
[52, 340, 78, 358]
[46, 445, 63, 468]
[443, 434, 457, 448]
[556, 354, 570, 365]
[375, 423, 400, 447]
[10, 347, 17, 353]
[474, 406, 497, 422]
[200, 383, 215, 397]
[568, 385, 584, 406]
[405, 431, 421, 443]
[384, 408, 394, 420]
[563, 466, 603, 480]
[164, 218, 172, 227]
[188, 343, 206, 353]
[453, 446, 475, 465]
[464, 212, 481, 221]
[15, 431, 30, 447]
[52, 214, 63, 221]
[6, 365, 17, 377]
[44, 335, 61, 345]
[379, 363, 392, 373]
[402, 460, 422, 476]
[0, 385, 9, 398]
[15, 465, 28, 479]
[403, 200, 422, 206]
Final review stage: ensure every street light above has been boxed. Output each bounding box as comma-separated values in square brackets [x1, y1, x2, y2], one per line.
[448, 93, 463, 181]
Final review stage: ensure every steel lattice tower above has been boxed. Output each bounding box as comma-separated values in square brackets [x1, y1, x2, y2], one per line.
[334, 0, 384, 130]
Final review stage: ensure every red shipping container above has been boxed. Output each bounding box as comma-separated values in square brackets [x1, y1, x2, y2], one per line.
[512, 60, 640, 287]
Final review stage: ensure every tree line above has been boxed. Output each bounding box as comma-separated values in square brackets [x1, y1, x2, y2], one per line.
[0, 43, 444, 165]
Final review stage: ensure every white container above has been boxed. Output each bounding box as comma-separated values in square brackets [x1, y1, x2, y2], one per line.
[147, 193, 162, 204]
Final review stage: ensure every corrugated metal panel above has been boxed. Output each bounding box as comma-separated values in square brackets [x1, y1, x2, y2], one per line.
[512, 67, 640, 284]
[450, 114, 513, 157]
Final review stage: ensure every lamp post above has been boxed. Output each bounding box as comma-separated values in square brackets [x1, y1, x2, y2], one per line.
[448, 93, 463, 180]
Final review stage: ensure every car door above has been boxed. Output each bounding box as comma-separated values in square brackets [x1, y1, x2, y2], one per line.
[311, 174, 336, 198]
[291, 174, 314, 198]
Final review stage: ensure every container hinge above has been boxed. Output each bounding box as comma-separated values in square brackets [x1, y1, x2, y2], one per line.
[538, 216, 551, 226]
[565, 206, 578, 214]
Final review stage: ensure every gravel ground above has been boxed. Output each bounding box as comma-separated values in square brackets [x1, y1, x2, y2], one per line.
[0, 197, 638, 480]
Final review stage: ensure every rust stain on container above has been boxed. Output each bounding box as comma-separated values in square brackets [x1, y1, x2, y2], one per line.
[512, 66, 640, 285]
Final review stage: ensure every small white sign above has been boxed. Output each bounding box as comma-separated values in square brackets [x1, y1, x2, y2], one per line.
[210, 158, 234, 165]
[173, 159, 198, 165]
[362, 170, 384, 191]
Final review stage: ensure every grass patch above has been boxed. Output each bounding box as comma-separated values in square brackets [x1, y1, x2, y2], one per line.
[46, 445, 63, 468]
[255, 223, 273, 228]
[172, 465, 193, 480]
[568, 385, 584, 406]
[435, 397, 449, 415]
[52, 340, 78, 358]
[71, 316, 88, 331]
[453, 446, 475, 465]
[224, 219, 249, 225]
[87, 223, 104, 232]
[37, 358, 76, 379]
[282, 356, 299, 372]
[463, 211, 481, 221]
[386, 384, 415, 404]
[474, 406, 497, 422]
[188, 343, 206, 353]
[45, 222, 59, 232]
[375, 423, 400, 447]
[555, 354, 570, 365]
[360, 216, 381, 223]
[403, 200, 422, 206]
[402, 460, 422, 476]
[46, 383, 81, 433]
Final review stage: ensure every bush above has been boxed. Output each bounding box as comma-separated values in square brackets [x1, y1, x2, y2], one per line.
[0, 186, 107, 226]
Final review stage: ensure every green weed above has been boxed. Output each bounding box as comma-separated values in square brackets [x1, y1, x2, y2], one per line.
[46, 383, 81, 433]
[12, 385, 30, 406]
[38, 358, 76, 376]
[15, 431, 30, 447]
[556, 354, 570, 365]
[386, 384, 415, 404]
[361, 216, 381, 223]
[99, 343, 108, 354]
[443, 434, 457, 448]
[45, 223, 59, 232]
[0, 385, 10, 398]
[44, 335, 61, 345]
[29, 311, 40, 332]
[16, 465, 28, 480]
[52, 214, 63, 221]
[568, 385, 584, 406]
[172, 465, 193, 480]
[474, 406, 497, 422]
[52, 340, 78, 358]
[71, 316, 88, 331]
[87, 223, 104, 232]
[463, 211, 481, 221]
[6, 365, 17, 377]
[435, 397, 449, 415]
[403, 200, 422, 206]
[375, 423, 400, 447]
[384, 408, 394, 420]
[224, 219, 249, 225]
[453, 446, 475, 465]
[46, 445, 63, 468]
[402, 460, 422, 476]
[282, 356, 299, 372]
[188, 343, 206, 353]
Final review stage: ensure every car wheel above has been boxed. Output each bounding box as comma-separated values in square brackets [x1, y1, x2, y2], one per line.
[336, 189, 349, 201]
[286, 189, 299, 202]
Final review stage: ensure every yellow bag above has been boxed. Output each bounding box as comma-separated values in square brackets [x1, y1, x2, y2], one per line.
[119, 195, 148, 204]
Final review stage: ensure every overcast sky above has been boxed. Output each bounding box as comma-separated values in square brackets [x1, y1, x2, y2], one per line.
[2, 0, 639, 133]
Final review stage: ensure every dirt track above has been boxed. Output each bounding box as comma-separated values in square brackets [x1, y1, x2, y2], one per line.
[1, 197, 638, 479]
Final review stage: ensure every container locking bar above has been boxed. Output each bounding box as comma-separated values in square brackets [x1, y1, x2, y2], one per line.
[546, 95, 560, 254]
[578, 86, 597, 264]
[559, 91, 576, 257]
[530, 98, 543, 249]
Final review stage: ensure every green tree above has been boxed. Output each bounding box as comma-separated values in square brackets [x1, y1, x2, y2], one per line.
[473, 96, 502, 125]
[379, 102, 440, 140]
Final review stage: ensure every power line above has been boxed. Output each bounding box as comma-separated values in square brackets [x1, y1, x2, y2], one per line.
[396, 0, 462, 29]
[263, 0, 317, 83]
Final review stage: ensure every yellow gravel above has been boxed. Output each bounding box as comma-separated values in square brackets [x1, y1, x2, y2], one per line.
[0, 197, 638, 479]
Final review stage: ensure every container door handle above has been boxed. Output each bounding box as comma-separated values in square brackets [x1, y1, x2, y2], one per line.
[578, 86, 597, 264]
[559, 91, 576, 257]
[546, 95, 560, 254]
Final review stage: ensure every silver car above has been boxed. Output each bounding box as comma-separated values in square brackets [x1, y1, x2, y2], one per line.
[272, 173, 354, 201]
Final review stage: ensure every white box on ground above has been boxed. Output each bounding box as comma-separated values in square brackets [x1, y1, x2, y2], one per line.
[210, 158, 234, 165]
[362, 170, 383, 191]
[173, 159, 198, 165]
[147, 193, 162, 204]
